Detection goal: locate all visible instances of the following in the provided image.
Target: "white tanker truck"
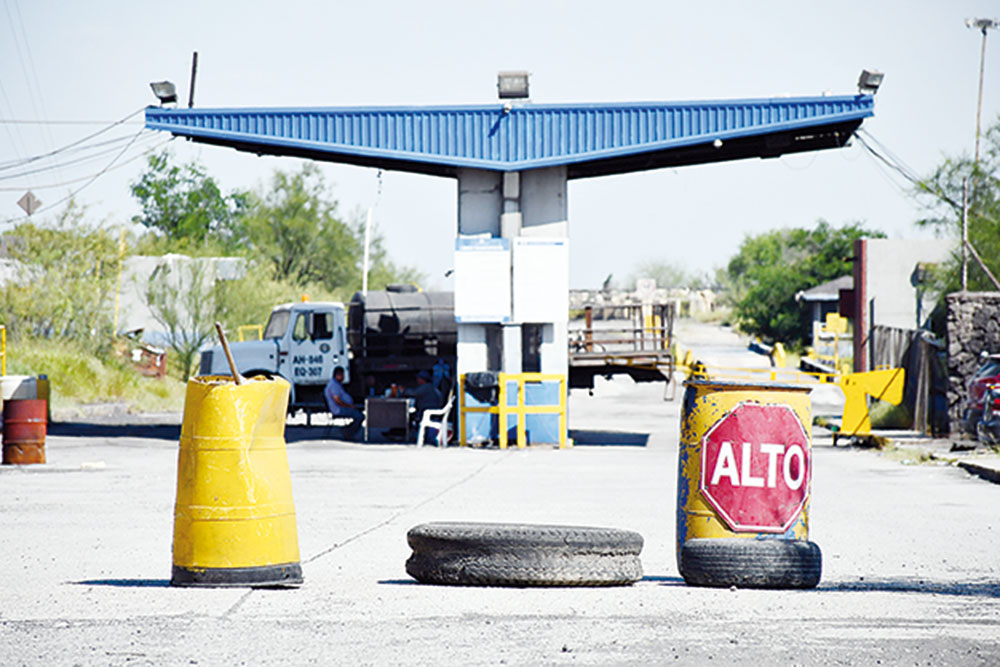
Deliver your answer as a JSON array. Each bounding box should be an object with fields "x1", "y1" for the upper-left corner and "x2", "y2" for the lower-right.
[{"x1": 198, "y1": 286, "x2": 456, "y2": 415}]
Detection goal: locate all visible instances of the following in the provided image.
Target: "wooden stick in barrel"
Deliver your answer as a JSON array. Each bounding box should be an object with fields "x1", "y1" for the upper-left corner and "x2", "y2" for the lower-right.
[{"x1": 215, "y1": 322, "x2": 244, "y2": 385}]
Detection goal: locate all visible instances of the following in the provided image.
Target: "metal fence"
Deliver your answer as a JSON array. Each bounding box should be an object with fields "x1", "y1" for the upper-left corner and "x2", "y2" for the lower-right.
[{"x1": 870, "y1": 325, "x2": 948, "y2": 435}]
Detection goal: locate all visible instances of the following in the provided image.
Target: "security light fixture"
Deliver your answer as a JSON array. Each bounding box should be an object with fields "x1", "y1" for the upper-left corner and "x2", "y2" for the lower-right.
[
  {"x1": 498, "y1": 71, "x2": 529, "y2": 100},
  {"x1": 965, "y1": 17, "x2": 998, "y2": 32},
  {"x1": 150, "y1": 80, "x2": 178, "y2": 105},
  {"x1": 857, "y1": 69, "x2": 884, "y2": 95}
]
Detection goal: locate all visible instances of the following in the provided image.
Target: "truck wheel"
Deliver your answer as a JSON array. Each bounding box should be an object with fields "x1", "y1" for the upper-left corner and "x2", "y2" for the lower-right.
[
  {"x1": 679, "y1": 538, "x2": 821, "y2": 589},
  {"x1": 405, "y1": 522, "x2": 643, "y2": 587}
]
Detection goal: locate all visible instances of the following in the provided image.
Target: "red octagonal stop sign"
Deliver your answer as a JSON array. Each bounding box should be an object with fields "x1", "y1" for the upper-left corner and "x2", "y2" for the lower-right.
[{"x1": 700, "y1": 402, "x2": 810, "y2": 533}]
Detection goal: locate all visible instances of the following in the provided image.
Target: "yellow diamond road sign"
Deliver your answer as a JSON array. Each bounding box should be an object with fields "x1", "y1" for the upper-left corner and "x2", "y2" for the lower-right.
[{"x1": 17, "y1": 191, "x2": 41, "y2": 216}]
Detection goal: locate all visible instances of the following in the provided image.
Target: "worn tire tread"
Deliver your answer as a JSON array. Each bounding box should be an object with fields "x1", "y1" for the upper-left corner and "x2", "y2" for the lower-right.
[
  {"x1": 680, "y1": 538, "x2": 821, "y2": 589},
  {"x1": 406, "y1": 522, "x2": 643, "y2": 587}
]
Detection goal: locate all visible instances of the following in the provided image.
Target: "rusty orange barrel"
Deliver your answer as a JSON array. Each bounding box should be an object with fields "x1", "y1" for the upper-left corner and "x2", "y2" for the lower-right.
[
  {"x1": 171, "y1": 375, "x2": 302, "y2": 587},
  {"x1": 2, "y1": 399, "x2": 47, "y2": 464},
  {"x1": 676, "y1": 379, "x2": 821, "y2": 588}
]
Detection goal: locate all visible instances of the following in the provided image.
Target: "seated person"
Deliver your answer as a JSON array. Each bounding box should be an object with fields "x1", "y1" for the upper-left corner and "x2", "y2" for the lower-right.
[
  {"x1": 404, "y1": 369, "x2": 443, "y2": 429},
  {"x1": 323, "y1": 367, "x2": 363, "y2": 441}
]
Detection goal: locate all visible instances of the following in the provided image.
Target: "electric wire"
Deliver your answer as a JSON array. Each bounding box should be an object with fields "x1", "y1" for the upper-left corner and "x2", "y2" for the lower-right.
[
  {"x1": 0, "y1": 79, "x2": 30, "y2": 166},
  {"x1": 0, "y1": 107, "x2": 146, "y2": 171},
  {"x1": 0, "y1": 119, "x2": 146, "y2": 126},
  {"x1": 0, "y1": 130, "x2": 155, "y2": 170},
  {"x1": 0, "y1": 133, "x2": 174, "y2": 225},
  {"x1": 0, "y1": 134, "x2": 169, "y2": 191},
  {"x1": 0, "y1": 130, "x2": 161, "y2": 180},
  {"x1": 5, "y1": 0, "x2": 61, "y2": 183},
  {"x1": 856, "y1": 127, "x2": 999, "y2": 230},
  {"x1": 854, "y1": 128, "x2": 923, "y2": 188}
]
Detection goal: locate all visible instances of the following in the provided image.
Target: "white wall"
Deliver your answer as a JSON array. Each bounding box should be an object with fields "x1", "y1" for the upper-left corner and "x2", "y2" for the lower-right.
[{"x1": 864, "y1": 239, "x2": 952, "y2": 330}]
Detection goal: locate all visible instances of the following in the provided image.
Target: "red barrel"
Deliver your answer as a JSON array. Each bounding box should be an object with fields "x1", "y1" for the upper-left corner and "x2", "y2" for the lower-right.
[{"x1": 2, "y1": 399, "x2": 47, "y2": 464}]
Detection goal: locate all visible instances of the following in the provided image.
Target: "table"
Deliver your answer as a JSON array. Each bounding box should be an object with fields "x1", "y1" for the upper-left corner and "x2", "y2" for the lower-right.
[{"x1": 364, "y1": 397, "x2": 413, "y2": 442}]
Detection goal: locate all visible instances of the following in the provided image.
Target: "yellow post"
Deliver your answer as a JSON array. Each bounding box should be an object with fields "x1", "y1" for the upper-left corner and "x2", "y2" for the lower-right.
[
  {"x1": 171, "y1": 375, "x2": 302, "y2": 587},
  {"x1": 459, "y1": 375, "x2": 467, "y2": 446},
  {"x1": 558, "y1": 374, "x2": 568, "y2": 449},
  {"x1": 238, "y1": 325, "x2": 264, "y2": 342},
  {"x1": 498, "y1": 376, "x2": 509, "y2": 449},
  {"x1": 1, "y1": 325, "x2": 6, "y2": 377},
  {"x1": 112, "y1": 228, "x2": 126, "y2": 339}
]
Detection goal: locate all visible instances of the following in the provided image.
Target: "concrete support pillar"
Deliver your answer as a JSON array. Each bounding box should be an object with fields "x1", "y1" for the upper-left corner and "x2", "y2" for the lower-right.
[
  {"x1": 502, "y1": 324, "x2": 522, "y2": 374},
  {"x1": 455, "y1": 165, "x2": 570, "y2": 445}
]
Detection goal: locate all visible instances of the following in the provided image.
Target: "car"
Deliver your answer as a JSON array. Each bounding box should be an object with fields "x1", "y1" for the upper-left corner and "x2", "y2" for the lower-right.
[
  {"x1": 977, "y1": 384, "x2": 1000, "y2": 445},
  {"x1": 962, "y1": 353, "x2": 1000, "y2": 436}
]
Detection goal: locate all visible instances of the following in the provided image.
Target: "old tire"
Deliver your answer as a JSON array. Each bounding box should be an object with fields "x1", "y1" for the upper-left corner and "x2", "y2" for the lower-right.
[
  {"x1": 406, "y1": 522, "x2": 643, "y2": 587},
  {"x1": 679, "y1": 538, "x2": 821, "y2": 589}
]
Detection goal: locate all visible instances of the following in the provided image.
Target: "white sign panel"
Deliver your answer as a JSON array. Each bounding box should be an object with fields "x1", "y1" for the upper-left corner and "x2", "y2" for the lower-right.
[
  {"x1": 454, "y1": 237, "x2": 511, "y2": 323},
  {"x1": 513, "y1": 237, "x2": 568, "y2": 323}
]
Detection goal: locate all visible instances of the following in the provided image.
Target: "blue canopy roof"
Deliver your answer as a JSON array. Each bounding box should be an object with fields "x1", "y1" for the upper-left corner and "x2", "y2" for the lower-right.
[{"x1": 145, "y1": 95, "x2": 873, "y2": 178}]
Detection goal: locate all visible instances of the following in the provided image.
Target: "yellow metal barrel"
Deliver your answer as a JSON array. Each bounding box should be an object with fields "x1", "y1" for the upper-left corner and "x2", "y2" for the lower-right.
[
  {"x1": 676, "y1": 379, "x2": 813, "y2": 562},
  {"x1": 171, "y1": 375, "x2": 302, "y2": 587},
  {"x1": 36, "y1": 375, "x2": 51, "y2": 423}
]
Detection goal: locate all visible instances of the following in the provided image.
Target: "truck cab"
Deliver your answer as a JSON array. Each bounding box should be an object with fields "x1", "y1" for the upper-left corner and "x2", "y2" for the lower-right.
[{"x1": 199, "y1": 301, "x2": 348, "y2": 411}]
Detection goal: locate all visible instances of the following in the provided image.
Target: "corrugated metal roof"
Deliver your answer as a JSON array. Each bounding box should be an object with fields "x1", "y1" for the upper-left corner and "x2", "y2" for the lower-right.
[
  {"x1": 796, "y1": 275, "x2": 854, "y2": 302},
  {"x1": 145, "y1": 95, "x2": 873, "y2": 178}
]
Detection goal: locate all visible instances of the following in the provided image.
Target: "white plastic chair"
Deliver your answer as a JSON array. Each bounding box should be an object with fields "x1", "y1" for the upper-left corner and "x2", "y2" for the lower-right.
[{"x1": 416, "y1": 391, "x2": 454, "y2": 447}]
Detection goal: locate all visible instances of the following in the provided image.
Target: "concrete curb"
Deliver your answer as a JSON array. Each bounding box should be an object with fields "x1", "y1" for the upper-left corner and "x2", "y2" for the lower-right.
[{"x1": 956, "y1": 460, "x2": 1000, "y2": 485}]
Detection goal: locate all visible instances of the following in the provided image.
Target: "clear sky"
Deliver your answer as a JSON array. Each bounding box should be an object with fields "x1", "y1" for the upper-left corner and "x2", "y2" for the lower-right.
[{"x1": 1, "y1": 1, "x2": 997, "y2": 290}]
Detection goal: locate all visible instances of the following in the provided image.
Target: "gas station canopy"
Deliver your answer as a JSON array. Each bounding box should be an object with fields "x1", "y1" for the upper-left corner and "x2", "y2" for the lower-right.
[{"x1": 145, "y1": 94, "x2": 873, "y2": 178}]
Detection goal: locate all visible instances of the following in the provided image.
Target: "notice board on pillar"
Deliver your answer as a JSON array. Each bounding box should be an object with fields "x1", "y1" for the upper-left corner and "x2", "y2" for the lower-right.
[
  {"x1": 454, "y1": 236, "x2": 511, "y2": 323},
  {"x1": 513, "y1": 237, "x2": 568, "y2": 323}
]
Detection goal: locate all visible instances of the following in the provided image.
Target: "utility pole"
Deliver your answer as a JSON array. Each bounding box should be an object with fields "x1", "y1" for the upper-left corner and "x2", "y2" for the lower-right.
[
  {"x1": 962, "y1": 178, "x2": 969, "y2": 291},
  {"x1": 966, "y1": 17, "x2": 998, "y2": 168}
]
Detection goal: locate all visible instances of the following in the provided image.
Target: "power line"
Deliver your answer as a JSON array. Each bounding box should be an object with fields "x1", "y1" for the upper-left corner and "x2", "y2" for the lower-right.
[
  {"x1": 0, "y1": 130, "x2": 161, "y2": 180},
  {"x1": 0, "y1": 107, "x2": 146, "y2": 172},
  {"x1": 855, "y1": 128, "x2": 922, "y2": 187},
  {"x1": 0, "y1": 134, "x2": 168, "y2": 190},
  {"x1": 5, "y1": 0, "x2": 62, "y2": 183},
  {"x1": 1, "y1": 133, "x2": 174, "y2": 225},
  {"x1": 0, "y1": 119, "x2": 146, "y2": 126},
  {"x1": 0, "y1": 130, "x2": 152, "y2": 169}
]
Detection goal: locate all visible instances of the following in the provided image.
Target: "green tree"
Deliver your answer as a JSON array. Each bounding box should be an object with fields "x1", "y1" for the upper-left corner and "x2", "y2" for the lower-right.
[
  {"x1": 726, "y1": 220, "x2": 884, "y2": 346},
  {"x1": 241, "y1": 164, "x2": 424, "y2": 294},
  {"x1": 144, "y1": 258, "x2": 222, "y2": 379},
  {"x1": 241, "y1": 164, "x2": 358, "y2": 290},
  {"x1": 915, "y1": 116, "x2": 1000, "y2": 293},
  {"x1": 131, "y1": 150, "x2": 249, "y2": 246},
  {"x1": 0, "y1": 203, "x2": 121, "y2": 349}
]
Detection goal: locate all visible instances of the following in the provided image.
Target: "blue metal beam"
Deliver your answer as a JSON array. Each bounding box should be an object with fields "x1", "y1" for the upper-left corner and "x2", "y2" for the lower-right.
[{"x1": 145, "y1": 95, "x2": 873, "y2": 178}]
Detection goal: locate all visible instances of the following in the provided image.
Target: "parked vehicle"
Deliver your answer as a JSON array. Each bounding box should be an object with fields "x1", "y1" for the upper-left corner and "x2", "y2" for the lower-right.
[
  {"x1": 198, "y1": 286, "x2": 456, "y2": 415},
  {"x1": 961, "y1": 353, "x2": 1000, "y2": 436},
  {"x1": 977, "y1": 384, "x2": 1000, "y2": 445}
]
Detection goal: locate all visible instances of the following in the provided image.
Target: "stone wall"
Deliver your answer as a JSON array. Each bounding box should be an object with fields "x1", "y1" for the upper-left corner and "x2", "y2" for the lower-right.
[{"x1": 946, "y1": 292, "x2": 1000, "y2": 428}]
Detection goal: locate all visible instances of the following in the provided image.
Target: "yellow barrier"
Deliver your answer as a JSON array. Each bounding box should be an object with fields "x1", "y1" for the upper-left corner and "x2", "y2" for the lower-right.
[
  {"x1": 238, "y1": 324, "x2": 264, "y2": 342},
  {"x1": 459, "y1": 372, "x2": 569, "y2": 449},
  {"x1": 839, "y1": 367, "x2": 905, "y2": 436},
  {"x1": 171, "y1": 375, "x2": 302, "y2": 587}
]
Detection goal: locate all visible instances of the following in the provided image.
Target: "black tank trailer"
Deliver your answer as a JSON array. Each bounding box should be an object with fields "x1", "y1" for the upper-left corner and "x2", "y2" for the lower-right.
[{"x1": 347, "y1": 285, "x2": 457, "y2": 400}]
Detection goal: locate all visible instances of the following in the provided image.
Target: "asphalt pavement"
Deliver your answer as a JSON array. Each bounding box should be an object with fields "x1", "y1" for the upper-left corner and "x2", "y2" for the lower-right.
[{"x1": 1, "y1": 321, "x2": 998, "y2": 665}]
